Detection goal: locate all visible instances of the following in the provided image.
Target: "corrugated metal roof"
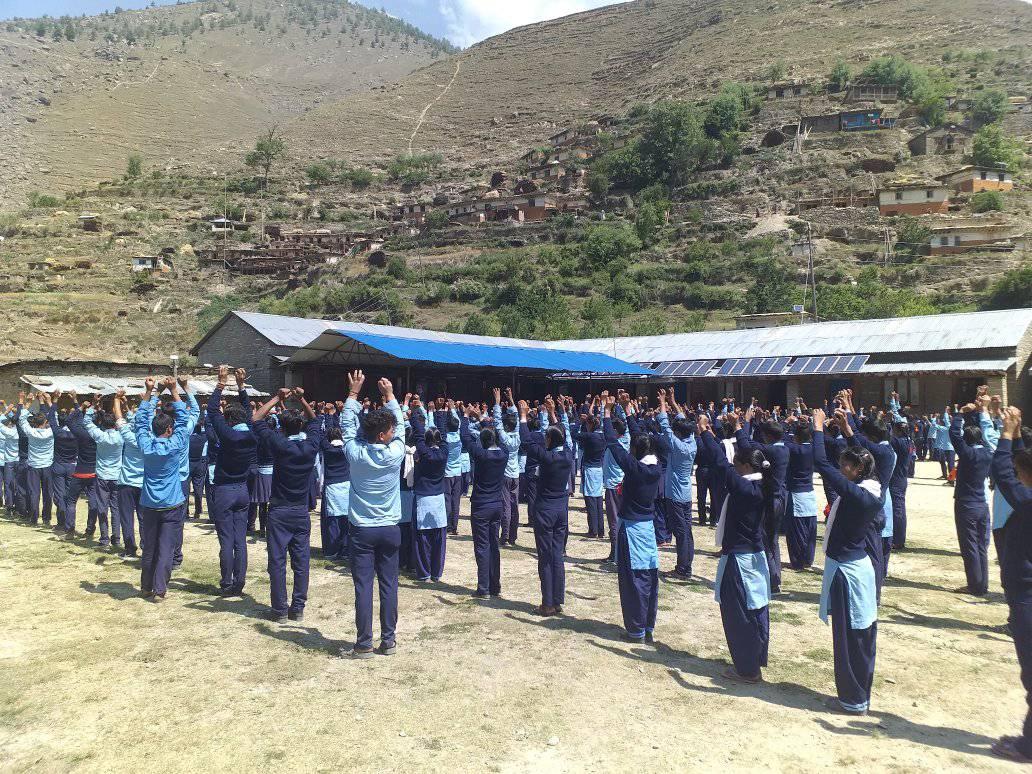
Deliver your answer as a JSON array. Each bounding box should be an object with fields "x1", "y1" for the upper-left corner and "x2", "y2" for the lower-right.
[
  {"x1": 860, "y1": 359, "x2": 1015, "y2": 375},
  {"x1": 550, "y1": 309, "x2": 1032, "y2": 362},
  {"x1": 219, "y1": 308, "x2": 1032, "y2": 367},
  {"x1": 20, "y1": 374, "x2": 268, "y2": 397}
]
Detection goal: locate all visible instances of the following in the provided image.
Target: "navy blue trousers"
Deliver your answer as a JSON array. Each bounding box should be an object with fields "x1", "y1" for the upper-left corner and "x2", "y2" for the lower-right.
[
  {"x1": 471, "y1": 506, "x2": 502, "y2": 595},
  {"x1": 139, "y1": 503, "x2": 185, "y2": 596},
  {"x1": 266, "y1": 504, "x2": 310, "y2": 615},
  {"x1": 15, "y1": 461, "x2": 28, "y2": 515},
  {"x1": 654, "y1": 496, "x2": 671, "y2": 543},
  {"x1": 212, "y1": 483, "x2": 249, "y2": 591},
  {"x1": 87, "y1": 478, "x2": 119, "y2": 544},
  {"x1": 524, "y1": 475, "x2": 539, "y2": 528},
  {"x1": 604, "y1": 487, "x2": 622, "y2": 557},
  {"x1": 1009, "y1": 601, "x2": 1032, "y2": 757},
  {"x1": 666, "y1": 499, "x2": 694, "y2": 575},
  {"x1": 444, "y1": 476, "x2": 463, "y2": 533},
  {"x1": 890, "y1": 482, "x2": 908, "y2": 549},
  {"x1": 785, "y1": 516, "x2": 817, "y2": 570},
  {"x1": 24, "y1": 465, "x2": 52, "y2": 524},
  {"x1": 320, "y1": 505, "x2": 349, "y2": 558},
  {"x1": 64, "y1": 475, "x2": 96, "y2": 532},
  {"x1": 117, "y1": 484, "x2": 141, "y2": 552},
  {"x1": 350, "y1": 524, "x2": 400, "y2": 649},
  {"x1": 501, "y1": 476, "x2": 520, "y2": 543},
  {"x1": 1, "y1": 462, "x2": 15, "y2": 510},
  {"x1": 709, "y1": 476, "x2": 727, "y2": 528},
  {"x1": 50, "y1": 461, "x2": 73, "y2": 528},
  {"x1": 189, "y1": 459, "x2": 207, "y2": 518},
  {"x1": 955, "y1": 501, "x2": 990, "y2": 595},
  {"x1": 414, "y1": 526, "x2": 447, "y2": 581},
  {"x1": 866, "y1": 528, "x2": 885, "y2": 602},
  {"x1": 696, "y1": 466, "x2": 711, "y2": 523},
  {"x1": 830, "y1": 569, "x2": 876, "y2": 710},
  {"x1": 719, "y1": 557, "x2": 769, "y2": 678},
  {"x1": 584, "y1": 495, "x2": 604, "y2": 537},
  {"x1": 534, "y1": 501, "x2": 568, "y2": 608},
  {"x1": 617, "y1": 521, "x2": 658, "y2": 638},
  {"x1": 764, "y1": 499, "x2": 784, "y2": 593}
]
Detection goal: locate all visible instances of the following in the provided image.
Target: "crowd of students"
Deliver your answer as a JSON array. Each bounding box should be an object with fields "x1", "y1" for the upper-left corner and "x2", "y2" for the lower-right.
[{"x1": 2, "y1": 372, "x2": 1031, "y2": 762}]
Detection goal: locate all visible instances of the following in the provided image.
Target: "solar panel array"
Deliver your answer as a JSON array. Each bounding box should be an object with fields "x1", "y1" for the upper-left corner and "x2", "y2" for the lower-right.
[
  {"x1": 787, "y1": 354, "x2": 869, "y2": 375},
  {"x1": 649, "y1": 359, "x2": 717, "y2": 377},
  {"x1": 717, "y1": 356, "x2": 792, "y2": 377}
]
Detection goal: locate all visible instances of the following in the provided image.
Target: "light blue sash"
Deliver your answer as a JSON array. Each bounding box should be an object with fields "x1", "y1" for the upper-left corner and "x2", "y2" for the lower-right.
[
  {"x1": 819, "y1": 556, "x2": 877, "y2": 630},
  {"x1": 207, "y1": 464, "x2": 216, "y2": 484},
  {"x1": 581, "y1": 465, "x2": 603, "y2": 498},
  {"x1": 323, "y1": 481, "x2": 350, "y2": 517},
  {"x1": 994, "y1": 488, "x2": 1014, "y2": 530},
  {"x1": 416, "y1": 493, "x2": 447, "y2": 530},
  {"x1": 791, "y1": 490, "x2": 818, "y2": 518},
  {"x1": 619, "y1": 518, "x2": 658, "y2": 570},
  {"x1": 881, "y1": 489, "x2": 894, "y2": 538},
  {"x1": 714, "y1": 552, "x2": 770, "y2": 610}
]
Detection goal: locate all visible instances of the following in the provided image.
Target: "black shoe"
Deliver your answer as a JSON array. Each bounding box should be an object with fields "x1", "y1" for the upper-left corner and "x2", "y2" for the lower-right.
[
  {"x1": 377, "y1": 641, "x2": 397, "y2": 656},
  {"x1": 288, "y1": 610, "x2": 304, "y2": 622},
  {"x1": 644, "y1": 631, "x2": 655, "y2": 644},
  {"x1": 472, "y1": 591, "x2": 490, "y2": 599},
  {"x1": 271, "y1": 612, "x2": 288, "y2": 624},
  {"x1": 624, "y1": 633, "x2": 645, "y2": 644},
  {"x1": 171, "y1": 561, "x2": 183, "y2": 570}
]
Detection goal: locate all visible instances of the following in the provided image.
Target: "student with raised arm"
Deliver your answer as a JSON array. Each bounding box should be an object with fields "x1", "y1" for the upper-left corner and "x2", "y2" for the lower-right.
[
  {"x1": 112, "y1": 389, "x2": 143, "y2": 559},
  {"x1": 437, "y1": 399, "x2": 464, "y2": 536},
  {"x1": 83, "y1": 393, "x2": 125, "y2": 549},
  {"x1": 949, "y1": 402, "x2": 993, "y2": 597},
  {"x1": 17, "y1": 392, "x2": 55, "y2": 526},
  {"x1": 812, "y1": 408, "x2": 882, "y2": 716},
  {"x1": 574, "y1": 395, "x2": 606, "y2": 540},
  {"x1": 493, "y1": 387, "x2": 522, "y2": 546},
  {"x1": 461, "y1": 402, "x2": 509, "y2": 599},
  {"x1": 654, "y1": 389, "x2": 698, "y2": 580},
  {"x1": 602, "y1": 394, "x2": 662, "y2": 644},
  {"x1": 989, "y1": 407, "x2": 1032, "y2": 763},
  {"x1": 697, "y1": 412, "x2": 772, "y2": 683},
  {"x1": 63, "y1": 392, "x2": 99, "y2": 538},
  {"x1": 410, "y1": 399, "x2": 449, "y2": 582},
  {"x1": 782, "y1": 416, "x2": 817, "y2": 571},
  {"x1": 134, "y1": 377, "x2": 191, "y2": 602},
  {"x1": 340, "y1": 371, "x2": 406, "y2": 659},
  {"x1": 519, "y1": 398, "x2": 573, "y2": 615},
  {"x1": 252, "y1": 388, "x2": 323, "y2": 623},
  {"x1": 601, "y1": 395, "x2": 631, "y2": 565},
  {"x1": 47, "y1": 391, "x2": 77, "y2": 533},
  {"x1": 320, "y1": 422, "x2": 351, "y2": 562},
  {"x1": 207, "y1": 366, "x2": 258, "y2": 596},
  {"x1": 0, "y1": 408, "x2": 18, "y2": 516}
]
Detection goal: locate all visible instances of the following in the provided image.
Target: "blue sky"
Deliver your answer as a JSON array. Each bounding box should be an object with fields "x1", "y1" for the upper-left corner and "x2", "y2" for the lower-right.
[{"x1": 0, "y1": 0, "x2": 625, "y2": 47}]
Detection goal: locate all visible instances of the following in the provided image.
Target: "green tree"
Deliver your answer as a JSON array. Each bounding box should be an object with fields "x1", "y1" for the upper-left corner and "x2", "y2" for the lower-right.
[
  {"x1": 971, "y1": 190, "x2": 1004, "y2": 213},
  {"x1": 578, "y1": 295, "x2": 615, "y2": 338},
  {"x1": 304, "y1": 162, "x2": 332, "y2": 184},
  {"x1": 587, "y1": 168, "x2": 611, "y2": 199},
  {"x1": 860, "y1": 56, "x2": 930, "y2": 100},
  {"x1": 982, "y1": 265, "x2": 1032, "y2": 310},
  {"x1": 746, "y1": 258, "x2": 795, "y2": 313},
  {"x1": 971, "y1": 89, "x2": 1009, "y2": 126},
  {"x1": 828, "y1": 58, "x2": 851, "y2": 91},
  {"x1": 766, "y1": 59, "x2": 787, "y2": 82},
  {"x1": 125, "y1": 153, "x2": 143, "y2": 179},
  {"x1": 245, "y1": 126, "x2": 286, "y2": 190},
  {"x1": 972, "y1": 124, "x2": 1022, "y2": 169},
  {"x1": 895, "y1": 216, "x2": 931, "y2": 259},
  {"x1": 462, "y1": 312, "x2": 492, "y2": 336},
  {"x1": 703, "y1": 92, "x2": 743, "y2": 140},
  {"x1": 635, "y1": 201, "x2": 664, "y2": 246},
  {"x1": 580, "y1": 222, "x2": 642, "y2": 271},
  {"x1": 916, "y1": 93, "x2": 947, "y2": 128},
  {"x1": 425, "y1": 210, "x2": 449, "y2": 231}
]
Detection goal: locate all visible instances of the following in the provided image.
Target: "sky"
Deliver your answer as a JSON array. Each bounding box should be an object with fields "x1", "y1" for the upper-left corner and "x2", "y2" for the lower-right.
[{"x1": 0, "y1": 0, "x2": 626, "y2": 47}]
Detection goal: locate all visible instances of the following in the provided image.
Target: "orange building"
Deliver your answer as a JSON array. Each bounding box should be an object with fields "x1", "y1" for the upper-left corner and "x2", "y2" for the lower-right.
[
  {"x1": 936, "y1": 165, "x2": 1014, "y2": 194},
  {"x1": 878, "y1": 182, "x2": 951, "y2": 216}
]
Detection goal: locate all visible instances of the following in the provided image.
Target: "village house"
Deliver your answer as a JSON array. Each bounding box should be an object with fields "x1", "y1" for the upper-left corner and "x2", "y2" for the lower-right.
[
  {"x1": 548, "y1": 124, "x2": 601, "y2": 148},
  {"x1": 393, "y1": 203, "x2": 432, "y2": 225},
  {"x1": 131, "y1": 255, "x2": 172, "y2": 274},
  {"x1": 445, "y1": 198, "x2": 488, "y2": 225},
  {"x1": 927, "y1": 221, "x2": 1020, "y2": 255},
  {"x1": 487, "y1": 193, "x2": 557, "y2": 223},
  {"x1": 210, "y1": 217, "x2": 249, "y2": 233},
  {"x1": 845, "y1": 82, "x2": 899, "y2": 102},
  {"x1": 77, "y1": 213, "x2": 101, "y2": 232},
  {"x1": 766, "y1": 81, "x2": 809, "y2": 100},
  {"x1": 878, "y1": 180, "x2": 951, "y2": 216},
  {"x1": 936, "y1": 165, "x2": 1014, "y2": 194},
  {"x1": 552, "y1": 145, "x2": 594, "y2": 164},
  {"x1": 907, "y1": 123, "x2": 974, "y2": 156},
  {"x1": 799, "y1": 109, "x2": 895, "y2": 134}
]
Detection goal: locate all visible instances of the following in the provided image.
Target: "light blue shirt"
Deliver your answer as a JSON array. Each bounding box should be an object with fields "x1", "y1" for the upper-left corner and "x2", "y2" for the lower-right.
[
  {"x1": 933, "y1": 417, "x2": 953, "y2": 451},
  {"x1": 0, "y1": 422, "x2": 17, "y2": 464},
  {"x1": 657, "y1": 411, "x2": 697, "y2": 503},
  {"x1": 117, "y1": 417, "x2": 144, "y2": 488},
  {"x1": 493, "y1": 404, "x2": 521, "y2": 479},
  {"x1": 178, "y1": 391, "x2": 200, "y2": 482},
  {"x1": 979, "y1": 412, "x2": 1001, "y2": 452},
  {"x1": 342, "y1": 397, "x2": 406, "y2": 527},
  {"x1": 17, "y1": 411, "x2": 54, "y2": 468},
  {"x1": 444, "y1": 410, "x2": 463, "y2": 478},
  {"x1": 135, "y1": 399, "x2": 191, "y2": 509},
  {"x1": 603, "y1": 428, "x2": 630, "y2": 489},
  {"x1": 84, "y1": 408, "x2": 125, "y2": 481}
]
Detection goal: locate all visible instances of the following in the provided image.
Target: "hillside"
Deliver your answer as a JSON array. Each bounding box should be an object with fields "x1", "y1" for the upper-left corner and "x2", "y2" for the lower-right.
[
  {"x1": 0, "y1": 0, "x2": 454, "y2": 205},
  {"x1": 285, "y1": 0, "x2": 1032, "y2": 168}
]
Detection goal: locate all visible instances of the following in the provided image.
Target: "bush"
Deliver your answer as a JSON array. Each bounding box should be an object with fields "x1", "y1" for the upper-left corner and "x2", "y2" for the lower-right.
[
  {"x1": 971, "y1": 89, "x2": 1008, "y2": 126},
  {"x1": 340, "y1": 167, "x2": 374, "y2": 189},
  {"x1": 972, "y1": 124, "x2": 1022, "y2": 169},
  {"x1": 386, "y1": 255, "x2": 409, "y2": 280},
  {"x1": 580, "y1": 222, "x2": 642, "y2": 271},
  {"x1": 304, "y1": 162, "x2": 333, "y2": 184},
  {"x1": 971, "y1": 190, "x2": 1004, "y2": 213},
  {"x1": 387, "y1": 153, "x2": 442, "y2": 186},
  {"x1": 415, "y1": 282, "x2": 448, "y2": 307},
  {"x1": 462, "y1": 312, "x2": 495, "y2": 336},
  {"x1": 450, "y1": 278, "x2": 486, "y2": 302},
  {"x1": 126, "y1": 154, "x2": 143, "y2": 179},
  {"x1": 27, "y1": 192, "x2": 61, "y2": 208},
  {"x1": 982, "y1": 266, "x2": 1032, "y2": 310},
  {"x1": 828, "y1": 59, "x2": 851, "y2": 91},
  {"x1": 425, "y1": 210, "x2": 449, "y2": 231}
]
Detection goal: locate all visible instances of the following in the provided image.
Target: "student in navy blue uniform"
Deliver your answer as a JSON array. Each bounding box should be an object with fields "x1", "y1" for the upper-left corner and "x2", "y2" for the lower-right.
[
  {"x1": 697, "y1": 412, "x2": 771, "y2": 681},
  {"x1": 520, "y1": 398, "x2": 573, "y2": 615},
  {"x1": 821, "y1": 423, "x2": 846, "y2": 511},
  {"x1": 439, "y1": 405, "x2": 464, "y2": 536},
  {"x1": 320, "y1": 424, "x2": 351, "y2": 560},
  {"x1": 888, "y1": 421, "x2": 911, "y2": 550},
  {"x1": 17, "y1": 392, "x2": 55, "y2": 526},
  {"x1": 653, "y1": 389, "x2": 698, "y2": 580},
  {"x1": 521, "y1": 409, "x2": 545, "y2": 530},
  {"x1": 410, "y1": 402, "x2": 448, "y2": 582},
  {"x1": 949, "y1": 404, "x2": 993, "y2": 597},
  {"x1": 47, "y1": 394, "x2": 78, "y2": 532},
  {"x1": 736, "y1": 406, "x2": 788, "y2": 594},
  {"x1": 812, "y1": 409, "x2": 882, "y2": 715},
  {"x1": 461, "y1": 404, "x2": 509, "y2": 599},
  {"x1": 492, "y1": 388, "x2": 522, "y2": 546},
  {"x1": 204, "y1": 415, "x2": 220, "y2": 523},
  {"x1": 783, "y1": 416, "x2": 818, "y2": 571},
  {"x1": 188, "y1": 413, "x2": 208, "y2": 520},
  {"x1": 253, "y1": 388, "x2": 323, "y2": 623},
  {"x1": 248, "y1": 415, "x2": 274, "y2": 535},
  {"x1": 574, "y1": 404, "x2": 606, "y2": 539},
  {"x1": 64, "y1": 393, "x2": 99, "y2": 538},
  {"x1": 989, "y1": 407, "x2": 1032, "y2": 763},
  {"x1": 399, "y1": 425, "x2": 417, "y2": 574},
  {"x1": 602, "y1": 394, "x2": 662, "y2": 644},
  {"x1": 207, "y1": 366, "x2": 258, "y2": 595}
]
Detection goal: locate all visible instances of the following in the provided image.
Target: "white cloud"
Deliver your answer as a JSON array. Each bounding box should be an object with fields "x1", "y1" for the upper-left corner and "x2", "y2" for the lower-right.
[{"x1": 438, "y1": 0, "x2": 625, "y2": 47}]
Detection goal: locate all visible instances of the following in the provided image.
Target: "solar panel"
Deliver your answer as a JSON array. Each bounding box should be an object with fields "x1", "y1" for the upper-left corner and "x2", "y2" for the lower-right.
[
  {"x1": 787, "y1": 357, "x2": 811, "y2": 375},
  {"x1": 650, "y1": 360, "x2": 718, "y2": 377},
  {"x1": 845, "y1": 354, "x2": 869, "y2": 372},
  {"x1": 785, "y1": 354, "x2": 870, "y2": 375},
  {"x1": 742, "y1": 358, "x2": 764, "y2": 376}
]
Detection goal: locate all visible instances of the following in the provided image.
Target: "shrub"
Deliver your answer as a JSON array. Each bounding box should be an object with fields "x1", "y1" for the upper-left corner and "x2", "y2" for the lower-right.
[
  {"x1": 580, "y1": 222, "x2": 642, "y2": 271},
  {"x1": 415, "y1": 282, "x2": 448, "y2": 307},
  {"x1": 386, "y1": 255, "x2": 409, "y2": 280},
  {"x1": 972, "y1": 124, "x2": 1022, "y2": 169},
  {"x1": 971, "y1": 190, "x2": 1004, "y2": 213},
  {"x1": 341, "y1": 167, "x2": 374, "y2": 189},
  {"x1": 425, "y1": 210, "x2": 449, "y2": 230},
  {"x1": 971, "y1": 89, "x2": 1008, "y2": 125},
  {"x1": 450, "y1": 278, "x2": 486, "y2": 302},
  {"x1": 126, "y1": 153, "x2": 143, "y2": 179},
  {"x1": 304, "y1": 162, "x2": 333, "y2": 184},
  {"x1": 27, "y1": 192, "x2": 61, "y2": 208},
  {"x1": 982, "y1": 266, "x2": 1032, "y2": 310},
  {"x1": 387, "y1": 153, "x2": 442, "y2": 186}
]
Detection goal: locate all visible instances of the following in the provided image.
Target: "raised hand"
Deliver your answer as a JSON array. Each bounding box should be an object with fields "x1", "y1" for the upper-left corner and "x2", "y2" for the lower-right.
[
  {"x1": 234, "y1": 368, "x2": 247, "y2": 389},
  {"x1": 218, "y1": 365, "x2": 229, "y2": 386},
  {"x1": 812, "y1": 408, "x2": 826, "y2": 430},
  {"x1": 377, "y1": 378, "x2": 394, "y2": 401},
  {"x1": 278, "y1": 388, "x2": 292, "y2": 402},
  {"x1": 347, "y1": 370, "x2": 365, "y2": 396}
]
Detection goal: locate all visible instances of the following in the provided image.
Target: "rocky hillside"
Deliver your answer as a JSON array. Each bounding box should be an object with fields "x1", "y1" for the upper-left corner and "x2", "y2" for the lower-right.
[
  {"x1": 285, "y1": 0, "x2": 1032, "y2": 169},
  {"x1": 0, "y1": 0, "x2": 454, "y2": 205}
]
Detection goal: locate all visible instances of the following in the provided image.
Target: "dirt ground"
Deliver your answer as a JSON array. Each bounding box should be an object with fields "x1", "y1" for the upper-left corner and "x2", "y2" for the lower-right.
[{"x1": 0, "y1": 460, "x2": 1026, "y2": 772}]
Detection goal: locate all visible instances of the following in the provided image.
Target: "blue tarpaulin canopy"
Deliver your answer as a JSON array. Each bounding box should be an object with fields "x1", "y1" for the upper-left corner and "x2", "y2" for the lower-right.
[{"x1": 287, "y1": 329, "x2": 651, "y2": 376}]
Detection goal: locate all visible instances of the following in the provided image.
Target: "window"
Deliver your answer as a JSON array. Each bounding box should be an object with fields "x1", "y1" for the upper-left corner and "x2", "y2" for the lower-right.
[
  {"x1": 980, "y1": 171, "x2": 988, "y2": 180},
  {"x1": 895, "y1": 191, "x2": 903, "y2": 201},
  {"x1": 954, "y1": 236, "x2": 961, "y2": 246},
  {"x1": 926, "y1": 189, "x2": 935, "y2": 199},
  {"x1": 775, "y1": 89, "x2": 784, "y2": 98},
  {"x1": 998, "y1": 173, "x2": 1006, "y2": 182}
]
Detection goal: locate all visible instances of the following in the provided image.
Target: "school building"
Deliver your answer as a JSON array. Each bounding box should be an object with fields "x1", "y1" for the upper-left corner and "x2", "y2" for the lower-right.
[{"x1": 191, "y1": 308, "x2": 1032, "y2": 413}]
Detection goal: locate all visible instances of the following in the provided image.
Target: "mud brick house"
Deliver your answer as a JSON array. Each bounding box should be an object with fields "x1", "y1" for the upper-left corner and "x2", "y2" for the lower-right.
[
  {"x1": 766, "y1": 81, "x2": 809, "y2": 99},
  {"x1": 927, "y1": 221, "x2": 1020, "y2": 254},
  {"x1": 393, "y1": 203, "x2": 432, "y2": 225},
  {"x1": 907, "y1": 123, "x2": 974, "y2": 156},
  {"x1": 846, "y1": 82, "x2": 899, "y2": 102},
  {"x1": 878, "y1": 180, "x2": 951, "y2": 216}
]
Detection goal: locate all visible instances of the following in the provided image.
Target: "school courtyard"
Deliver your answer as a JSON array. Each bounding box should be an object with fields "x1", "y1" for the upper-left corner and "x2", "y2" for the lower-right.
[{"x1": 0, "y1": 462, "x2": 1023, "y2": 772}]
